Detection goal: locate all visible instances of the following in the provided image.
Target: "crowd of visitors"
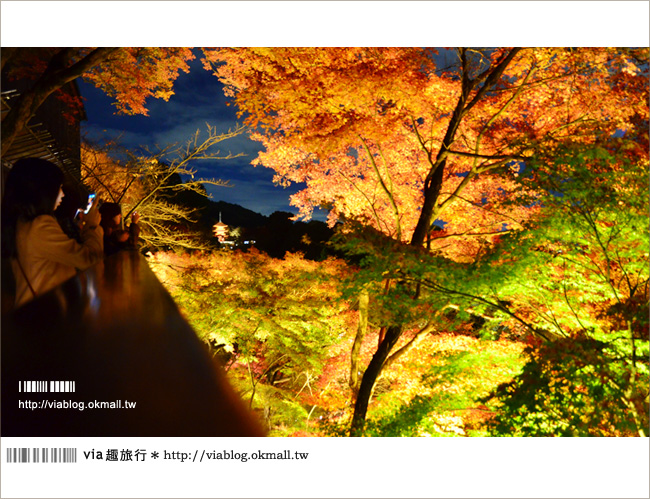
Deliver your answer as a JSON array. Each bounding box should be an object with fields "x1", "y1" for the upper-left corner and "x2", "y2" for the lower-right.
[{"x1": 1, "y1": 157, "x2": 140, "y2": 309}]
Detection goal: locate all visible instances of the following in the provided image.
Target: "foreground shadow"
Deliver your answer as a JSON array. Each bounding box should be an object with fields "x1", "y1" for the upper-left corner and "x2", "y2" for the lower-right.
[{"x1": 1, "y1": 250, "x2": 265, "y2": 437}]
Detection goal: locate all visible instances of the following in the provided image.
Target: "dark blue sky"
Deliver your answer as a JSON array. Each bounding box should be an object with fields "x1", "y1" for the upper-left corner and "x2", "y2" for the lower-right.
[{"x1": 78, "y1": 52, "x2": 320, "y2": 219}]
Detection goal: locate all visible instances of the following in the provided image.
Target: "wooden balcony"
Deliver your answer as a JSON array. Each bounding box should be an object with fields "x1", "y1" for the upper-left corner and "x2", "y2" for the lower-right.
[{"x1": 1, "y1": 250, "x2": 265, "y2": 437}]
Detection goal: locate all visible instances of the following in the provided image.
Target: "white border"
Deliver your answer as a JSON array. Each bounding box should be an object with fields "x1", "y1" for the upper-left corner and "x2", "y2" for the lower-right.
[
  {"x1": 1, "y1": 1, "x2": 649, "y2": 47},
  {"x1": 2, "y1": 437, "x2": 650, "y2": 498}
]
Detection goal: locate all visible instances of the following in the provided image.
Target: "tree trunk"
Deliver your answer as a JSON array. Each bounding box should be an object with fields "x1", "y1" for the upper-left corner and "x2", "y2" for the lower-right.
[
  {"x1": 1, "y1": 47, "x2": 118, "y2": 156},
  {"x1": 347, "y1": 47, "x2": 522, "y2": 436},
  {"x1": 377, "y1": 326, "x2": 386, "y2": 348},
  {"x1": 349, "y1": 324, "x2": 403, "y2": 436},
  {"x1": 349, "y1": 288, "x2": 369, "y2": 397},
  {"x1": 410, "y1": 163, "x2": 446, "y2": 245},
  {"x1": 381, "y1": 323, "x2": 436, "y2": 374}
]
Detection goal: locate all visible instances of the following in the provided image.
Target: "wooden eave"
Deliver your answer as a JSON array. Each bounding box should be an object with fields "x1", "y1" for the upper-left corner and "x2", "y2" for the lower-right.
[{"x1": 1, "y1": 89, "x2": 78, "y2": 183}]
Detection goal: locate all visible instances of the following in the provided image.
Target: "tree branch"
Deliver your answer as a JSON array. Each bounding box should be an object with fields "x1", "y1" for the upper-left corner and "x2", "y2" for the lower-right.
[
  {"x1": 463, "y1": 48, "x2": 523, "y2": 114},
  {"x1": 2, "y1": 47, "x2": 120, "y2": 155},
  {"x1": 359, "y1": 136, "x2": 402, "y2": 240},
  {"x1": 445, "y1": 150, "x2": 527, "y2": 161}
]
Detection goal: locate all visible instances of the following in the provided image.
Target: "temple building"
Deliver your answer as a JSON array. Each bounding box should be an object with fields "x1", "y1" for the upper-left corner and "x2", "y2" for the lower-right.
[{"x1": 212, "y1": 213, "x2": 229, "y2": 242}]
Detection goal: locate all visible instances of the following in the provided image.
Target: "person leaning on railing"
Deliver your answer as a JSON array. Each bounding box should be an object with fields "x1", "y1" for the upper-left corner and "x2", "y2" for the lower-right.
[
  {"x1": 98, "y1": 202, "x2": 140, "y2": 256},
  {"x1": 0, "y1": 158, "x2": 104, "y2": 308}
]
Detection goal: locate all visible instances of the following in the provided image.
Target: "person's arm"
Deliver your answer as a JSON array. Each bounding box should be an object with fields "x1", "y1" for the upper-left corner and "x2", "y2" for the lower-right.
[{"x1": 31, "y1": 215, "x2": 103, "y2": 270}]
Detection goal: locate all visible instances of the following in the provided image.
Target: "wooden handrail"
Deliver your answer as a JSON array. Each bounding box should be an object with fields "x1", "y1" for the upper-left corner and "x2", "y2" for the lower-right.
[{"x1": 1, "y1": 250, "x2": 265, "y2": 437}]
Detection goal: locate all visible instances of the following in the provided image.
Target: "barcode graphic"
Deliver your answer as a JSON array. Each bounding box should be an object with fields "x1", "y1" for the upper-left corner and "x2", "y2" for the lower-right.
[
  {"x1": 6, "y1": 448, "x2": 77, "y2": 463},
  {"x1": 19, "y1": 381, "x2": 75, "y2": 393}
]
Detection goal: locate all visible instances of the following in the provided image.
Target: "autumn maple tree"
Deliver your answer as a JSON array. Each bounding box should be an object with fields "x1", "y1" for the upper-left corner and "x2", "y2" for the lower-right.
[
  {"x1": 1, "y1": 47, "x2": 196, "y2": 155},
  {"x1": 205, "y1": 47, "x2": 649, "y2": 434}
]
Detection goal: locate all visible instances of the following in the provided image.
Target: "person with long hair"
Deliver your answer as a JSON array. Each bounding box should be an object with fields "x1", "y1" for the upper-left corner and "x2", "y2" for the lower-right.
[{"x1": 1, "y1": 158, "x2": 104, "y2": 308}]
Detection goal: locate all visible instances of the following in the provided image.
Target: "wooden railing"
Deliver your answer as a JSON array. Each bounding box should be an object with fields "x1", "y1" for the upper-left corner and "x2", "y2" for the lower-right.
[{"x1": 1, "y1": 250, "x2": 265, "y2": 437}]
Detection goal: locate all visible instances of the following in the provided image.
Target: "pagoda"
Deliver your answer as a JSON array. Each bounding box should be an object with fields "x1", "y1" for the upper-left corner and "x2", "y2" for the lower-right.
[{"x1": 212, "y1": 213, "x2": 229, "y2": 242}]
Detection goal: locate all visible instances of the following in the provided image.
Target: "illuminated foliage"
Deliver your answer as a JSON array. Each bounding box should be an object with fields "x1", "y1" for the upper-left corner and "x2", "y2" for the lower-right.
[
  {"x1": 82, "y1": 47, "x2": 195, "y2": 116},
  {"x1": 477, "y1": 138, "x2": 649, "y2": 436},
  {"x1": 208, "y1": 47, "x2": 649, "y2": 434},
  {"x1": 207, "y1": 48, "x2": 646, "y2": 247},
  {"x1": 149, "y1": 249, "x2": 356, "y2": 435},
  {"x1": 150, "y1": 247, "x2": 531, "y2": 437},
  {"x1": 362, "y1": 334, "x2": 526, "y2": 437},
  {"x1": 485, "y1": 337, "x2": 649, "y2": 436}
]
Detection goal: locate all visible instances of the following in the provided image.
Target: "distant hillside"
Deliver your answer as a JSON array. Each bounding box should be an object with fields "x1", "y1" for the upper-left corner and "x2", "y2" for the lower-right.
[
  {"x1": 167, "y1": 177, "x2": 266, "y2": 229},
  {"x1": 201, "y1": 199, "x2": 268, "y2": 229},
  {"x1": 243, "y1": 211, "x2": 334, "y2": 260},
  {"x1": 168, "y1": 177, "x2": 334, "y2": 260}
]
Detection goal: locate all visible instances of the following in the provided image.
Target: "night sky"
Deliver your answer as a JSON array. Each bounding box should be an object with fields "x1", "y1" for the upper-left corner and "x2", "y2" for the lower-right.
[
  {"x1": 78, "y1": 52, "x2": 317, "y2": 219},
  {"x1": 3, "y1": 2, "x2": 645, "y2": 224}
]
